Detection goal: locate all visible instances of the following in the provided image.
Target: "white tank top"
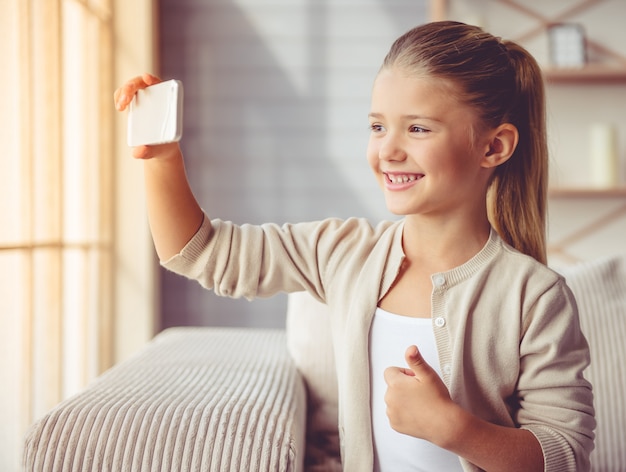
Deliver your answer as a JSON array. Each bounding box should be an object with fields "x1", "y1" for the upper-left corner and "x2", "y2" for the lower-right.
[{"x1": 369, "y1": 308, "x2": 463, "y2": 472}]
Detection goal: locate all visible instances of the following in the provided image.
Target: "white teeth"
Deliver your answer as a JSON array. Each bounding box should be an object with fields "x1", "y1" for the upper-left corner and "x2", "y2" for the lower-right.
[{"x1": 387, "y1": 174, "x2": 419, "y2": 184}]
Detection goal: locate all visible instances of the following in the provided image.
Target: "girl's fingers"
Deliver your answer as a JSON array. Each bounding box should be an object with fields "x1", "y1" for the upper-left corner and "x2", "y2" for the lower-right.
[
  {"x1": 114, "y1": 74, "x2": 163, "y2": 111},
  {"x1": 142, "y1": 73, "x2": 162, "y2": 86},
  {"x1": 114, "y1": 76, "x2": 146, "y2": 111}
]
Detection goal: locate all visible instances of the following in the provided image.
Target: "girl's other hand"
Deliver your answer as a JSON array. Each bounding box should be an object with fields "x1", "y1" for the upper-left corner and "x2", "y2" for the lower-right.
[
  {"x1": 384, "y1": 345, "x2": 458, "y2": 445},
  {"x1": 113, "y1": 73, "x2": 180, "y2": 160}
]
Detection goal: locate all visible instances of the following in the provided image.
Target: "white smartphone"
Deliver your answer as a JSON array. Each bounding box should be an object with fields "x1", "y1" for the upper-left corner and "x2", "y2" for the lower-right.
[{"x1": 127, "y1": 79, "x2": 183, "y2": 147}]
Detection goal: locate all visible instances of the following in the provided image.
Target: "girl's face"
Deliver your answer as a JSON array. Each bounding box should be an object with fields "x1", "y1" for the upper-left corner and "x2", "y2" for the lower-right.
[{"x1": 367, "y1": 67, "x2": 493, "y2": 219}]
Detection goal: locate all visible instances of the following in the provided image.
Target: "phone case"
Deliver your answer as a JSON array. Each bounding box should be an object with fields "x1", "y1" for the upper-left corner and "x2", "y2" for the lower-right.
[{"x1": 127, "y1": 79, "x2": 183, "y2": 146}]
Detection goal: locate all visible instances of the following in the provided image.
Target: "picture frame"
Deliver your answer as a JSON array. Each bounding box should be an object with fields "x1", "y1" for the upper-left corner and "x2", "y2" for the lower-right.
[{"x1": 548, "y1": 23, "x2": 587, "y2": 68}]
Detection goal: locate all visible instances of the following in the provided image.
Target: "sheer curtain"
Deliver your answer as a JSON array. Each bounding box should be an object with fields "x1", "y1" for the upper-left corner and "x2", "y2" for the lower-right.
[{"x1": 0, "y1": 1, "x2": 155, "y2": 469}]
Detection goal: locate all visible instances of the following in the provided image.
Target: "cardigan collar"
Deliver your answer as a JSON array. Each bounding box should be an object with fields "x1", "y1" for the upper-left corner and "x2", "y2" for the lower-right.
[{"x1": 379, "y1": 222, "x2": 503, "y2": 298}]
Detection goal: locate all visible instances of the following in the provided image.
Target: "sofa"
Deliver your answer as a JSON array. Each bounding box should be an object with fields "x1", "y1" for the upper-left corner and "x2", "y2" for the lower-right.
[{"x1": 23, "y1": 254, "x2": 626, "y2": 471}]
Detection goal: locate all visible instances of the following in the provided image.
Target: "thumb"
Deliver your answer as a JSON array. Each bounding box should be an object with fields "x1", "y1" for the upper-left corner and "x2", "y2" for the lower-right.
[{"x1": 405, "y1": 345, "x2": 431, "y2": 375}]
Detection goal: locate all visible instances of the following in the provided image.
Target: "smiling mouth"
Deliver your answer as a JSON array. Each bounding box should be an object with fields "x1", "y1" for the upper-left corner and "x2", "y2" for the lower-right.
[{"x1": 384, "y1": 173, "x2": 424, "y2": 184}]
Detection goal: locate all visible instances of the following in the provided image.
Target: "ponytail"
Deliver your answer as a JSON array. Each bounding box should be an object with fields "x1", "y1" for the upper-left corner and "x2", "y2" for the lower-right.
[
  {"x1": 382, "y1": 21, "x2": 548, "y2": 263},
  {"x1": 487, "y1": 41, "x2": 548, "y2": 264}
]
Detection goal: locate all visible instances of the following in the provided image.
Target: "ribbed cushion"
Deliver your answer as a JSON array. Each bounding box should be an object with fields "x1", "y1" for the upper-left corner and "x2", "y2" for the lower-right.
[
  {"x1": 23, "y1": 327, "x2": 306, "y2": 472},
  {"x1": 560, "y1": 255, "x2": 626, "y2": 471}
]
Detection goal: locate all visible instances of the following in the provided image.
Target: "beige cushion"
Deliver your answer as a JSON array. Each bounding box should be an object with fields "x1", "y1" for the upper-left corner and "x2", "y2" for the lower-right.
[
  {"x1": 286, "y1": 292, "x2": 341, "y2": 471},
  {"x1": 559, "y1": 255, "x2": 626, "y2": 471}
]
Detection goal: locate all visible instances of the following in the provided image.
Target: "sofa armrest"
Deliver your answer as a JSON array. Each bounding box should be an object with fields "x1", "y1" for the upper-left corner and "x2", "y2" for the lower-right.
[{"x1": 23, "y1": 327, "x2": 306, "y2": 472}]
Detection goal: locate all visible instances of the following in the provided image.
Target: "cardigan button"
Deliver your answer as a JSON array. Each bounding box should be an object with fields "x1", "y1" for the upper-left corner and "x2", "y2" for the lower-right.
[
  {"x1": 434, "y1": 316, "x2": 446, "y2": 328},
  {"x1": 443, "y1": 364, "x2": 452, "y2": 376},
  {"x1": 433, "y1": 274, "x2": 445, "y2": 287}
]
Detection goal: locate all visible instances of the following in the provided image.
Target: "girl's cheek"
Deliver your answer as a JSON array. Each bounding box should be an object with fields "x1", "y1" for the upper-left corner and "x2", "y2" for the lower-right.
[
  {"x1": 367, "y1": 136, "x2": 383, "y2": 157},
  {"x1": 366, "y1": 149, "x2": 381, "y2": 172}
]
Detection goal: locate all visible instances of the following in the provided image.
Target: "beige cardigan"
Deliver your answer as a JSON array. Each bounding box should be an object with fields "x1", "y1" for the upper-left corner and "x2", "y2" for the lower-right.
[{"x1": 164, "y1": 214, "x2": 595, "y2": 471}]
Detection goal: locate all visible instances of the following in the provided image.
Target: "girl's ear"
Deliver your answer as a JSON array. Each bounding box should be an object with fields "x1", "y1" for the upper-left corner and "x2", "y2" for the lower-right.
[{"x1": 481, "y1": 123, "x2": 519, "y2": 169}]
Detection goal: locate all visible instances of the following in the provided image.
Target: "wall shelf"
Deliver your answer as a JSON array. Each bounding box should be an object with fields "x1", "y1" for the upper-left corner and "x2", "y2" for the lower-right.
[
  {"x1": 493, "y1": 0, "x2": 626, "y2": 84},
  {"x1": 549, "y1": 187, "x2": 626, "y2": 198},
  {"x1": 544, "y1": 65, "x2": 626, "y2": 83}
]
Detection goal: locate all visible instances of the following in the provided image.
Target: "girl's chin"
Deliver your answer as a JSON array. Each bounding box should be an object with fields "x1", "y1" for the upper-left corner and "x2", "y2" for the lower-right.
[
  {"x1": 384, "y1": 203, "x2": 412, "y2": 216},
  {"x1": 387, "y1": 208, "x2": 408, "y2": 216}
]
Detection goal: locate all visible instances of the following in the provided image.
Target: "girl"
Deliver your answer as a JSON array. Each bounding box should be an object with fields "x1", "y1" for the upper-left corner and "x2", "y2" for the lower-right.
[{"x1": 115, "y1": 21, "x2": 595, "y2": 472}]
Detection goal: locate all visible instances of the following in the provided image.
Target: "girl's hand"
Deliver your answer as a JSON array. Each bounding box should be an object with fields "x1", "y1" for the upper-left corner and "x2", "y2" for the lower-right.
[
  {"x1": 383, "y1": 345, "x2": 460, "y2": 447},
  {"x1": 113, "y1": 73, "x2": 180, "y2": 160}
]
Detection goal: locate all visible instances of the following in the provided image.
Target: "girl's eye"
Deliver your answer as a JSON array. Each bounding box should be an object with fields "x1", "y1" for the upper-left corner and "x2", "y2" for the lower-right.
[
  {"x1": 410, "y1": 125, "x2": 429, "y2": 133},
  {"x1": 369, "y1": 123, "x2": 385, "y2": 133}
]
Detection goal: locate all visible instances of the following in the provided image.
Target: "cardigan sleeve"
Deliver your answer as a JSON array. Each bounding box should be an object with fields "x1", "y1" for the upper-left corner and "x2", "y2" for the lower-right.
[
  {"x1": 516, "y1": 278, "x2": 595, "y2": 472},
  {"x1": 161, "y1": 212, "x2": 393, "y2": 303}
]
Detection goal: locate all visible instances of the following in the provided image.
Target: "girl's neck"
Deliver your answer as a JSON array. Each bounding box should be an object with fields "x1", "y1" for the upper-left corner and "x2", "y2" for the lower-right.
[{"x1": 401, "y1": 213, "x2": 491, "y2": 271}]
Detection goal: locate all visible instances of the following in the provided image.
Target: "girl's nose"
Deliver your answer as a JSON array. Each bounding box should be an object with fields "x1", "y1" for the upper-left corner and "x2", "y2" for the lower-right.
[{"x1": 379, "y1": 134, "x2": 407, "y2": 162}]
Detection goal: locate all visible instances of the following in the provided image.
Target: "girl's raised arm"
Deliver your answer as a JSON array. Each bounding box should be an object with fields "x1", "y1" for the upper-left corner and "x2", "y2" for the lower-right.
[{"x1": 114, "y1": 74, "x2": 205, "y2": 261}]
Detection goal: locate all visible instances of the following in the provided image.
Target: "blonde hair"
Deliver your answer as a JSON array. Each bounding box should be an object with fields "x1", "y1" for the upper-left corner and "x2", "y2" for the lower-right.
[{"x1": 382, "y1": 21, "x2": 548, "y2": 264}]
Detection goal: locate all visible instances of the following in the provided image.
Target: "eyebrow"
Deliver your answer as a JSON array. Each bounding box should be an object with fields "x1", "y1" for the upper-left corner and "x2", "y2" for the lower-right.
[{"x1": 368, "y1": 112, "x2": 441, "y2": 122}]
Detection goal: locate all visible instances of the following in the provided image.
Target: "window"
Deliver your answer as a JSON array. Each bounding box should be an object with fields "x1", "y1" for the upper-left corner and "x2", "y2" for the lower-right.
[{"x1": 0, "y1": 1, "x2": 121, "y2": 468}]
